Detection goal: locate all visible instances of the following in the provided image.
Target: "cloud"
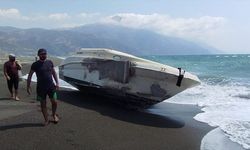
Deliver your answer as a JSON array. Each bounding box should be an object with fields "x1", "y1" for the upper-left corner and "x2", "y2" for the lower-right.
[
  {"x1": 101, "y1": 13, "x2": 226, "y2": 40},
  {"x1": 77, "y1": 12, "x2": 100, "y2": 18},
  {"x1": 0, "y1": 8, "x2": 29, "y2": 20},
  {"x1": 0, "y1": 9, "x2": 225, "y2": 37},
  {"x1": 0, "y1": 9, "x2": 226, "y2": 46},
  {"x1": 48, "y1": 13, "x2": 70, "y2": 21},
  {"x1": 0, "y1": 8, "x2": 20, "y2": 17},
  {"x1": 0, "y1": 8, "x2": 102, "y2": 28}
]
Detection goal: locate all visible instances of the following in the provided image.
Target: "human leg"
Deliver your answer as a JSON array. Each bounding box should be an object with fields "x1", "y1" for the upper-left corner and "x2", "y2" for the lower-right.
[
  {"x1": 40, "y1": 99, "x2": 49, "y2": 126},
  {"x1": 37, "y1": 89, "x2": 49, "y2": 126},
  {"x1": 13, "y1": 78, "x2": 20, "y2": 100},
  {"x1": 49, "y1": 91, "x2": 59, "y2": 123},
  {"x1": 50, "y1": 98, "x2": 59, "y2": 123},
  {"x1": 7, "y1": 79, "x2": 14, "y2": 98}
]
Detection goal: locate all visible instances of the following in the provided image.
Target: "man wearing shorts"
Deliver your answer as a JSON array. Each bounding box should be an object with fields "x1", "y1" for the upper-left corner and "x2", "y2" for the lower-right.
[
  {"x1": 27, "y1": 48, "x2": 59, "y2": 126},
  {"x1": 3, "y1": 54, "x2": 22, "y2": 100}
]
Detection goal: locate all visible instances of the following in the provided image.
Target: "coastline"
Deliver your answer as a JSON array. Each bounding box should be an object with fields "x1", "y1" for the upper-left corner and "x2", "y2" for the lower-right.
[{"x1": 0, "y1": 62, "x2": 214, "y2": 150}]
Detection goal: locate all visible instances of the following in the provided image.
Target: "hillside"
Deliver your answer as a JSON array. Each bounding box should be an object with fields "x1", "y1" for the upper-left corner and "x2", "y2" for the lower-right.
[{"x1": 0, "y1": 24, "x2": 219, "y2": 56}]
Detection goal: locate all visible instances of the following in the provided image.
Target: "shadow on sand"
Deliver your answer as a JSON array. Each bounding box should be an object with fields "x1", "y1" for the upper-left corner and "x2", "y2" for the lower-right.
[
  {"x1": 0, "y1": 123, "x2": 44, "y2": 131},
  {"x1": 0, "y1": 98, "x2": 12, "y2": 101},
  {"x1": 58, "y1": 90, "x2": 185, "y2": 128}
]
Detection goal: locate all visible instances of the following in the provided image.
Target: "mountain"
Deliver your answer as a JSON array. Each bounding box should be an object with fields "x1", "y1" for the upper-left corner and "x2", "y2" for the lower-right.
[{"x1": 0, "y1": 24, "x2": 219, "y2": 56}]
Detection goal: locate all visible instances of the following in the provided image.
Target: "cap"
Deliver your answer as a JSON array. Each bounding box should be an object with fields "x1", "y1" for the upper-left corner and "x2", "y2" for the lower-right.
[
  {"x1": 9, "y1": 53, "x2": 16, "y2": 58},
  {"x1": 37, "y1": 48, "x2": 47, "y2": 55}
]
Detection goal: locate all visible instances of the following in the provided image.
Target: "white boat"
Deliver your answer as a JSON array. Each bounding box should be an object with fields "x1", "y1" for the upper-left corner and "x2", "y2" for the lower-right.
[{"x1": 59, "y1": 48, "x2": 200, "y2": 107}]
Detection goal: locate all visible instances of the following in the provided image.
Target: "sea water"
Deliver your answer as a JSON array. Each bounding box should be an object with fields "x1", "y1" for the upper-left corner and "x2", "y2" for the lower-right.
[{"x1": 144, "y1": 54, "x2": 250, "y2": 150}]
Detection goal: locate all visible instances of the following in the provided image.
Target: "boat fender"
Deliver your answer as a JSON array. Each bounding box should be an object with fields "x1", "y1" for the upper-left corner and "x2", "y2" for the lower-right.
[{"x1": 176, "y1": 68, "x2": 185, "y2": 87}]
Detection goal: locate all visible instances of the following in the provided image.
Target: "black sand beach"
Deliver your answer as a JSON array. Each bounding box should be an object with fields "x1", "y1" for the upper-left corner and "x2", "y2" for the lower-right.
[{"x1": 0, "y1": 62, "x2": 213, "y2": 150}]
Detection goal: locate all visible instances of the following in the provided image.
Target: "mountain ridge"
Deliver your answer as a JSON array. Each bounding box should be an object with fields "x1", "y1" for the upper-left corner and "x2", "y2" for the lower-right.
[{"x1": 0, "y1": 24, "x2": 220, "y2": 56}]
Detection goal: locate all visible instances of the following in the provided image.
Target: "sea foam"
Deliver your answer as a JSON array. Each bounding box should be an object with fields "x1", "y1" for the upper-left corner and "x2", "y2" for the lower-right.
[{"x1": 168, "y1": 81, "x2": 250, "y2": 149}]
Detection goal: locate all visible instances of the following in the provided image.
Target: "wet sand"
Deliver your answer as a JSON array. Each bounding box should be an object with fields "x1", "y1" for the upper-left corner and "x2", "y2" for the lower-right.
[{"x1": 0, "y1": 63, "x2": 213, "y2": 150}]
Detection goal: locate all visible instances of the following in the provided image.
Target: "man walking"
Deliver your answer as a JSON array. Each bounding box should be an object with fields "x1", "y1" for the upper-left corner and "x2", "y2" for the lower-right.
[
  {"x1": 3, "y1": 54, "x2": 22, "y2": 100},
  {"x1": 27, "y1": 48, "x2": 59, "y2": 126}
]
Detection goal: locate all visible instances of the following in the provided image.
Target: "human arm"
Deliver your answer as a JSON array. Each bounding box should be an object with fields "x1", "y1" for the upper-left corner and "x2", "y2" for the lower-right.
[
  {"x1": 27, "y1": 69, "x2": 34, "y2": 95},
  {"x1": 3, "y1": 63, "x2": 10, "y2": 80},
  {"x1": 15, "y1": 60, "x2": 22, "y2": 70},
  {"x1": 52, "y1": 67, "x2": 59, "y2": 90}
]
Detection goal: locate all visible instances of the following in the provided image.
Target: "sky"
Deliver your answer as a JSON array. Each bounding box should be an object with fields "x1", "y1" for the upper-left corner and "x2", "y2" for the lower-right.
[{"x1": 0, "y1": 0, "x2": 250, "y2": 54}]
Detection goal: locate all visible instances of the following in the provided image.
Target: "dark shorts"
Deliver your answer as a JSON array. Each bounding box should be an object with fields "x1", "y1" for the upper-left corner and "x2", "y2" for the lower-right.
[
  {"x1": 37, "y1": 86, "x2": 57, "y2": 101},
  {"x1": 7, "y1": 77, "x2": 19, "y2": 91}
]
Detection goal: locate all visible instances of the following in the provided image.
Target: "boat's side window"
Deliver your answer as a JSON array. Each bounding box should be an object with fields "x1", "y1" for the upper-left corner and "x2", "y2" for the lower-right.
[
  {"x1": 113, "y1": 55, "x2": 121, "y2": 60},
  {"x1": 76, "y1": 52, "x2": 83, "y2": 54},
  {"x1": 161, "y1": 68, "x2": 166, "y2": 72}
]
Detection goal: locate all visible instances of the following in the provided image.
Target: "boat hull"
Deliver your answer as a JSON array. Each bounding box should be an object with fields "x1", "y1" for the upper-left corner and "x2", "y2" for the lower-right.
[
  {"x1": 62, "y1": 76, "x2": 163, "y2": 108},
  {"x1": 59, "y1": 56, "x2": 200, "y2": 107}
]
